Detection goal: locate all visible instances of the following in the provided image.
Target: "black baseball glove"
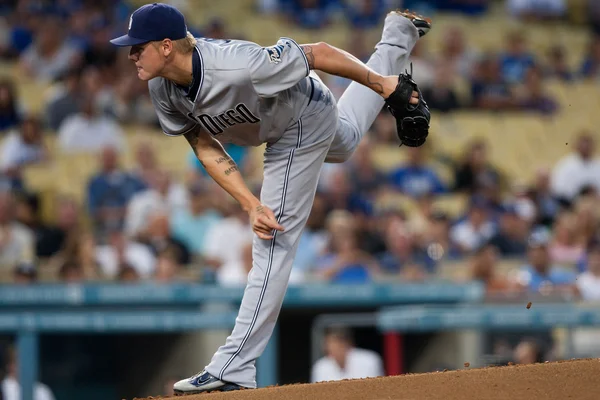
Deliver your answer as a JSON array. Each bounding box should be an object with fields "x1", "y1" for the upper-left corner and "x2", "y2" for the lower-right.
[{"x1": 384, "y1": 67, "x2": 430, "y2": 147}]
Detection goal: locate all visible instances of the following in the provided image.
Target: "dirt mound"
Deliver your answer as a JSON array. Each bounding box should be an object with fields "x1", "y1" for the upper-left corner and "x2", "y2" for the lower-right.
[{"x1": 140, "y1": 358, "x2": 600, "y2": 400}]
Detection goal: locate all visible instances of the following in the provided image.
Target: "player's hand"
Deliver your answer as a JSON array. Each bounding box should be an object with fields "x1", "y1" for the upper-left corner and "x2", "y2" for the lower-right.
[
  {"x1": 382, "y1": 76, "x2": 419, "y2": 104},
  {"x1": 249, "y1": 203, "x2": 284, "y2": 240}
]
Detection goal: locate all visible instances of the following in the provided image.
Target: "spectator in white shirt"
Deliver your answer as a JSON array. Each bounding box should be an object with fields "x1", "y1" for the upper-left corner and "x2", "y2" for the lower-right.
[
  {"x1": 203, "y1": 205, "x2": 253, "y2": 276},
  {"x1": 311, "y1": 327, "x2": 384, "y2": 383},
  {"x1": 450, "y1": 197, "x2": 497, "y2": 254},
  {"x1": 124, "y1": 169, "x2": 188, "y2": 238},
  {"x1": 551, "y1": 132, "x2": 600, "y2": 202},
  {"x1": 0, "y1": 191, "x2": 35, "y2": 268},
  {"x1": 1, "y1": 347, "x2": 55, "y2": 400},
  {"x1": 577, "y1": 241, "x2": 600, "y2": 301},
  {"x1": 0, "y1": 116, "x2": 47, "y2": 180},
  {"x1": 57, "y1": 94, "x2": 125, "y2": 154},
  {"x1": 96, "y1": 229, "x2": 156, "y2": 279},
  {"x1": 18, "y1": 15, "x2": 81, "y2": 83}
]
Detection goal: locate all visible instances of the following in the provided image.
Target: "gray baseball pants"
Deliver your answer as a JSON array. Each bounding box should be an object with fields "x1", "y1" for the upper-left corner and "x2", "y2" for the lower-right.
[{"x1": 205, "y1": 13, "x2": 419, "y2": 387}]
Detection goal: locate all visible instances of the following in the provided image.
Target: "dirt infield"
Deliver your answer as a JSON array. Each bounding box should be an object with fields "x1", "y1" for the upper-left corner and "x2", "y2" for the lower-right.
[{"x1": 141, "y1": 358, "x2": 600, "y2": 400}]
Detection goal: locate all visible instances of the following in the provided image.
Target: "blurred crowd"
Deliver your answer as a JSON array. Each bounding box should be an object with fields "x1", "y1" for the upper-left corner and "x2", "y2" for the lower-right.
[{"x1": 0, "y1": 0, "x2": 599, "y2": 308}]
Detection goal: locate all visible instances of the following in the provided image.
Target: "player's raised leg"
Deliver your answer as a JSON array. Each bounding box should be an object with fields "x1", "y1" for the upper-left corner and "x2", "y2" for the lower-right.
[{"x1": 325, "y1": 10, "x2": 431, "y2": 163}]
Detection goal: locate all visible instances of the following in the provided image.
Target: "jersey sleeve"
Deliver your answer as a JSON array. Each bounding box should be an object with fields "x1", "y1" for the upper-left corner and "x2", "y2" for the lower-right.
[
  {"x1": 246, "y1": 37, "x2": 310, "y2": 97},
  {"x1": 149, "y1": 80, "x2": 196, "y2": 136}
]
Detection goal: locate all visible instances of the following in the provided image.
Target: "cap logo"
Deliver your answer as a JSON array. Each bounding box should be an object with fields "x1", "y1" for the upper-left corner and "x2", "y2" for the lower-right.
[{"x1": 128, "y1": 14, "x2": 133, "y2": 31}]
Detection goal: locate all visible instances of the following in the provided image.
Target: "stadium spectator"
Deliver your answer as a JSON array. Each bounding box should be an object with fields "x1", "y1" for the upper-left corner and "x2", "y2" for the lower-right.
[
  {"x1": 137, "y1": 213, "x2": 190, "y2": 266},
  {"x1": 216, "y1": 240, "x2": 253, "y2": 287},
  {"x1": 283, "y1": 0, "x2": 334, "y2": 30},
  {"x1": 453, "y1": 139, "x2": 501, "y2": 194},
  {"x1": 341, "y1": 137, "x2": 386, "y2": 199},
  {"x1": 468, "y1": 243, "x2": 517, "y2": 293},
  {"x1": 387, "y1": 146, "x2": 446, "y2": 198},
  {"x1": 507, "y1": 0, "x2": 567, "y2": 21},
  {"x1": 311, "y1": 326, "x2": 384, "y2": 383},
  {"x1": 548, "y1": 212, "x2": 586, "y2": 266},
  {"x1": 169, "y1": 181, "x2": 221, "y2": 258},
  {"x1": 112, "y1": 73, "x2": 158, "y2": 125},
  {"x1": 407, "y1": 40, "x2": 436, "y2": 90},
  {"x1": 96, "y1": 228, "x2": 156, "y2": 280},
  {"x1": 513, "y1": 339, "x2": 543, "y2": 365},
  {"x1": 1, "y1": 346, "x2": 55, "y2": 400},
  {"x1": 57, "y1": 259, "x2": 85, "y2": 283},
  {"x1": 0, "y1": 190, "x2": 34, "y2": 268},
  {"x1": 86, "y1": 147, "x2": 146, "y2": 238},
  {"x1": 18, "y1": 14, "x2": 81, "y2": 83},
  {"x1": 517, "y1": 66, "x2": 559, "y2": 115},
  {"x1": 344, "y1": 0, "x2": 385, "y2": 29},
  {"x1": 470, "y1": 55, "x2": 516, "y2": 111},
  {"x1": 499, "y1": 31, "x2": 537, "y2": 84},
  {"x1": 117, "y1": 263, "x2": 141, "y2": 282},
  {"x1": 580, "y1": 35, "x2": 600, "y2": 79},
  {"x1": 291, "y1": 192, "x2": 328, "y2": 284},
  {"x1": 487, "y1": 204, "x2": 529, "y2": 257},
  {"x1": 376, "y1": 218, "x2": 429, "y2": 274},
  {"x1": 321, "y1": 167, "x2": 373, "y2": 216},
  {"x1": 125, "y1": 169, "x2": 189, "y2": 239},
  {"x1": 154, "y1": 248, "x2": 182, "y2": 283},
  {"x1": 316, "y1": 228, "x2": 381, "y2": 283},
  {"x1": 550, "y1": 132, "x2": 600, "y2": 202},
  {"x1": 57, "y1": 93, "x2": 125, "y2": 153},
  {"x1": 203, "y1": 204, "x2": 253, "y2": 282},
  {"x1": 43, "y1": 67, "x2": 81, "y2": 131},
  {"x1": 0, "y1": 115, "x2": 47, "y2": 189},
  {"x1": 0, "y1": 79, "x2": 22, "y2": 132},
  {"x1": 435, "y1": 25, "x2": 479, "y2": 79},
  {"x1": 131, "y1": 142, "x2": 160, "y2": 186},
  {"x1": 420, "y1": 64, "x2": 461, "y2": 113},
  {"x1": 57, "y1": 231, "x2": 101, "y2": 280},
  {"x1": 450, "y1": 196, "x2": 497, "y2": 254},
  {"x1": 589, "y1": 0, "x2": 600, "y2": 34},
  {"x1": 527, "y1": 167, "x2": 562, "y2": 227},
  {"x1": 576, "y1": 240, "x2": 600, "y2": 300},
  {"x1": 14, "y1": 192, "x2": 64, "y2": 258},
  {"x1": 417, "y1": 210, "x2": 462, "y2": 264},
  {"x1": 13, "y1": 262, "x2": 37, "y2": 284},
  {"x1": 515, "y1": 230, "x2": 577, "y2": 294},
  {"x1": 544, "y1": 45, "x2": 574, "y2": 81}
]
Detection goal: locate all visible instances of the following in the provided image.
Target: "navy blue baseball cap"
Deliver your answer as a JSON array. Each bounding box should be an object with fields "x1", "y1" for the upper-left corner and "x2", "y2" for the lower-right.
[{"x1": 110, "y1": 3, "x2": 187, "y2": 47}]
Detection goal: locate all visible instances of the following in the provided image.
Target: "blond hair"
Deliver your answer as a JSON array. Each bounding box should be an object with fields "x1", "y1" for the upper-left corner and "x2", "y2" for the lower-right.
[{"x1": 172, "y1": 31, "x2": 197, "y2": 54}]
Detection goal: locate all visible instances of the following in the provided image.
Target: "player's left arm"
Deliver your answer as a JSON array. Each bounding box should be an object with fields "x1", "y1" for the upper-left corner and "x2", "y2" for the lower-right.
[{"x1": 299, "y1": 42, "x2": 417, "y2": 103}]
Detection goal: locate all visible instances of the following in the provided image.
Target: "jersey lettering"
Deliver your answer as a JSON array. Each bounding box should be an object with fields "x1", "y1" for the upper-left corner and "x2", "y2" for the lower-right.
[{"x1": 188, "y1": 103, "x2": 261, "y2": 136}]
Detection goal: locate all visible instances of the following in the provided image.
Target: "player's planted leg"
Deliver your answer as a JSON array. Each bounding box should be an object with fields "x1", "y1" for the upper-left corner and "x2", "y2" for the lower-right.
[{"x1": 325, "y1": 10, "x2": 431, "y2": 163}]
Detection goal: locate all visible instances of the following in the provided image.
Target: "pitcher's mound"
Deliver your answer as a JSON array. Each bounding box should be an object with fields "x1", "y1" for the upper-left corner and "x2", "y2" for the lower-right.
[{"x1": 142, "y1": 358, "x2": 600, "y2": 400}]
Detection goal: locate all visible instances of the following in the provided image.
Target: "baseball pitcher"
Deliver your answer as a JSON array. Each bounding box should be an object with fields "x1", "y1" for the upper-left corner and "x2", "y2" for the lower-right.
[{"x1": 110, "y1": 2, "x2": 431, "y2": 394}]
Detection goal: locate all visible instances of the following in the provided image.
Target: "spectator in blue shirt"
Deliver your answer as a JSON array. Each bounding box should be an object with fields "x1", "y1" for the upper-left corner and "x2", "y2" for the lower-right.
[
  {"x1": 87, "y1": 146, "x2": 146, "y2": 239},
  {"x1": 500, "y1": 31, "x2": 537, "y2": 84},
  {"x1": 388, "y1": 147, "x2": 446, "y2": 198},
  {"x1": 517, "y1": 230, "x2": 577, "y2": 293},
  {"x1": 344, "y1": 0, "x2": 385, "y2": 29}
]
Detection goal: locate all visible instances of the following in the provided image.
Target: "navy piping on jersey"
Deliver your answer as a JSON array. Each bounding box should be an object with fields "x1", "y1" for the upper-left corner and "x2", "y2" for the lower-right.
[
  {"x1": 281, "y1": 37, "x2": 310, "y2": 78},
  {"x1": 218, "y1": 118, "x2": 303, "y2": 381}
]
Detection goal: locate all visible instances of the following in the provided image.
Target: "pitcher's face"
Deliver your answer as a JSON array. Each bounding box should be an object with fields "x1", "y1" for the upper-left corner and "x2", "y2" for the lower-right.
[{"x1": 129, "y1": 42, "x2": 164, "y2": 81}]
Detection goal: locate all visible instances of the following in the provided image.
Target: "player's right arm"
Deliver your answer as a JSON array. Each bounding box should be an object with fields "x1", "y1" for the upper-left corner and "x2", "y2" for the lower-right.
[{"x1": 183, "y1": 127, "x2": 284, "y2": 239}]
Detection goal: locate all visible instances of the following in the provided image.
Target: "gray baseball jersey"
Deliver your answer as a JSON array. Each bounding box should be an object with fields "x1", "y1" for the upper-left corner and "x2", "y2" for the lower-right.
[
  {"x1": 158, "y1": 14, "x2": 419, "y2": 390},
  {"x1": 149, "y1": 37, "x2": 314, "y2": 146}
]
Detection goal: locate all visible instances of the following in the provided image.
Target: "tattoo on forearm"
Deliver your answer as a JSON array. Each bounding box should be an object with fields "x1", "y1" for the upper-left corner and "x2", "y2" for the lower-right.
[
  {"x1": 215, "y1": 156, "x2": 233, "y2": 164},
  {"x1": 256, "y1": 205, "x2": 264, "y2": 213},
  {"x1": 224, "y1": 165, "x2": 239, "y2": 176},
  {"x1": 367, "y1": 71, "x2": 384, "y2": 95},
  {"x1": 301, "y1": 45, "x2": 315, "y2": 69}
]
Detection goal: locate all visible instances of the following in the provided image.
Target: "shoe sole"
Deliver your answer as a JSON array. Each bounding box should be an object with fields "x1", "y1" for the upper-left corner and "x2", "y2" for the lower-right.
[{"x1": 174, "y1": 383, "x2": 243, "y2": 395}]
